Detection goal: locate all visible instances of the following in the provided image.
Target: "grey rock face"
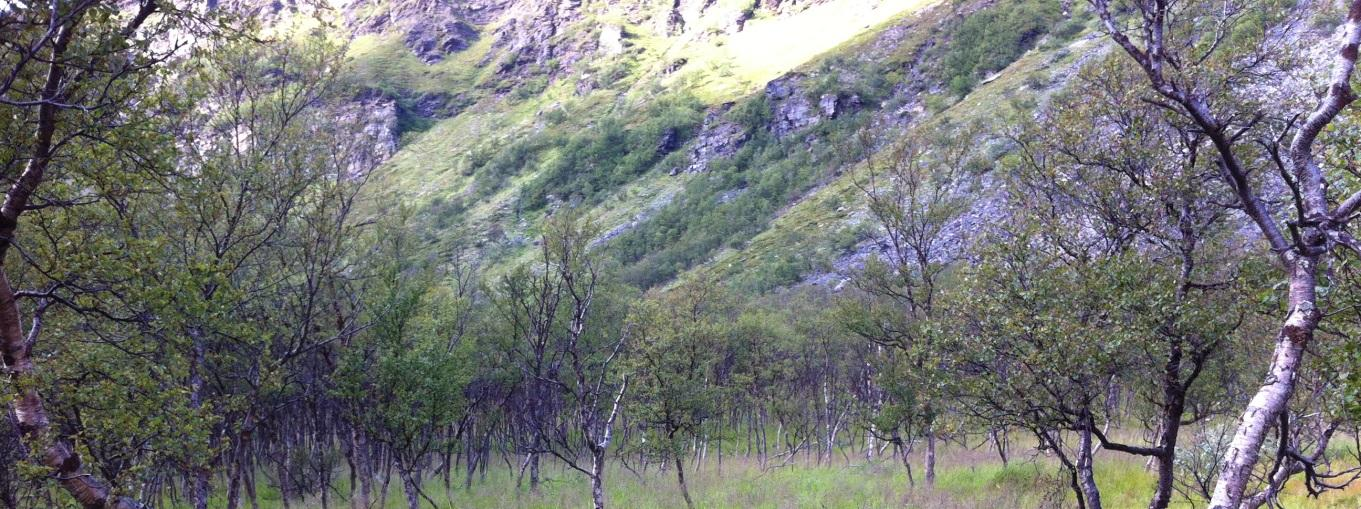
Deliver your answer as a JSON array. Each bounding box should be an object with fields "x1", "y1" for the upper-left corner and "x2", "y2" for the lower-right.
[
  {"x1": 488, "y1": 0, "x2": 584, "y2": 76},
  {"x1": 339, "y1": 89, "x2": 401, "y2": 175},
  {"x1": 408, "y1": 92, "x2": 468, "y2": 118},
  {"x1": 765, "y1": 74, "x2": 860, "y2": 137},
  {"x1": 404, "y1": 20, "x2": 478, "y2": 63},
  {"x1": 765, "y1": 74, "x2": 817, "y2": 137},
  {"x1": 664, "y1": 58, "x2": 687, "y2": 74},
  {"x1": 681, "y1": 67, "x2": 869, "y2": 174},
  {"x1": 656, "y1": 127, "x2": 683, "y2": 156},
  {"x1": 338, "y1": 0, "x2": 522, "y2": 63},
  {"x1": 684, "y1": 104, "x2": 749, "y2": 173}
]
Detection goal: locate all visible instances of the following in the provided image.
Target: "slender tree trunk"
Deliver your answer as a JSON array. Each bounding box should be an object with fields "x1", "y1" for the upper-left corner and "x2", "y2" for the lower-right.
[
  {"x1": 991, "y1": 428, "x2": 1008, "y2": 466},
  {"x1": 478, "y1": 436, "x2": 490, "y2": 483},
  {"x1": 464, "y1": 441, "x2": 478, "y2": 491},
  {"x1": 442, "y1": 441, "x2": 454, "y2": 494},
  {"x1": 746, "y1": 411, "x2": 754, "y2": 457},
  {"x1": 1149, "y1": 345, "x2": 1188, "y2": 509},
  {"x1": 189, "y1": 331, "x2": 211, "y2": 509},
  {"x1": 716, "y1": 415, "x2": 723, "y2": 475},
  {"x1": 278, "y1": 453, "x2": 293, "y2": 509},
  {"x1": 246, "y1": 456, "x2": 260, "y2": 509},
  {"x1": 674, "y1": 452, "x2": 695, "y2": 509},
  {"x1": 227, "y1": 455, "x2": 243, "y2": 509},
  {"x1": 924, "y1": 428, "x2": 936, "y2": 485},
  {"x1": 379, "y1": 452, "x2": 394, "y2": 507},
  {"x1": 590, "y1": 450, "x2": 607, "y2": 509},
  {"x1": 529, "y1": 452, "x2": 541, "y2": 493},
  {"x1": 1078, "y1": 421, "x2": 1103, "y2": 509},
  {"x1": 400, "y1": 467, "x2": 420, "y2": 509},
  {"x1": 352, "y1": 428, "x2": 372, "y2": 509},
  {"x1": 341, "y1": 434, "x2": 357, "y2": 506},
  {"x1": 896, "y1": 438, "x2": 914, "y2": 488},
  {"x1": 1208, "y1": 257, "x2": 1318, "y2": 509},
  {"x1": 758, "y1": 410, "x2": 769, "y2": 468}
]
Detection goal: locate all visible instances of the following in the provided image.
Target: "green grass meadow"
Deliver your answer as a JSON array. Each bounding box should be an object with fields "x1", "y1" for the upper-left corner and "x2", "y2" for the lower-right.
[{"x1": 162, "y1": 444, "x2": 1361, "y2": 508}]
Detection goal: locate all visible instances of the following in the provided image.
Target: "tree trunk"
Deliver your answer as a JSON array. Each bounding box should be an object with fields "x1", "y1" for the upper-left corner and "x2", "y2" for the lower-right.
[
  {"x1": 674, "y1": 452, "x2": 695, "y2": 509},
  {"x1": 278, "y1": 454, "x2": 292, "y2": 509},
  {"x1": 1207, "y1": 257, "x2": 1318, "y2": 509},
  {"x1": 924, "y1": 428, "x2": 936, "y2": 485},
  {"x1": 0, "y1": 12, "x2": 142, "y2": 508},
  {"x1": 400, "y1": 468, "x2": 420, "y2": 509},
  {"x1": 464, "y1": 442, "x2": 477, "y2": 491},
  {"x1": 716, "y1": 416, "x2": 724, "y2": 475},
  {"x1": 590, "y1": 451, "x2": 607, "y2": 509},
  {"x1": 991, "y1": 428, "x2": 1008, "y2": 466},
  {"x1": 227, "y1": 457, "x2": 242, "y2": 509},
  {"x1": 529, "y1": 452, "x2": 541, "y2": 493},
  {"x1": 190, "y1": 467, "x2": 210, "y2": 509},
  {"x1": 1149, "y1": 342, "x2": 1188, "y2": 509},
  {"x1": 189, "y1": 332, "x2": 211, "y2": 509},
  {"x1": 897, "y1": 438, "x2": 914, "y2": 488},
  {"x1": 379, "y1": 457, "x2": 393, "y2": 507},
  {"x1": 0, "y1": 271, "x2": 138, "y2": 509},
  {"x1": 442, "y1": 442, "x2": 454, "y2": 495},
  {"x1": 1078, "y1": 424, "x2": 1103, "y2": 509},
  {"x1": 246, "y1": 457, "x2": 260, "y2": 509},
  {"x1": 350, "y1": 428, "x2": 371, "y2": 509}
]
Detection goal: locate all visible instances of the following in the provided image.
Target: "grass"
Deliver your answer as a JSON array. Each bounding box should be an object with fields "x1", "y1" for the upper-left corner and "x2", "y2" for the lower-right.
[
  {"x1": 160, "y1": 442, "x2": 1361, "y2": 508},
  {"x1": 346, "y1": 24, "x2": 500, "y2": 97},
  {"x1": 655, "y1": 0, "x2": 940, "y2": 103}
]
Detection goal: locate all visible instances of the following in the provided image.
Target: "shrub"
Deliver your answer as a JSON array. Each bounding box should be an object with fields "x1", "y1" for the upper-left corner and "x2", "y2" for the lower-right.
[{"x1": 940, "y1": 0, "x2": 1066, "y2": 96}]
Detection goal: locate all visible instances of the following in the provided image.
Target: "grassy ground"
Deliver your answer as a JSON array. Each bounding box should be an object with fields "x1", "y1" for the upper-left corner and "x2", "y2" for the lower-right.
[{"x1": 167, "y1": 444, "x2": 1361, "y2": 508}]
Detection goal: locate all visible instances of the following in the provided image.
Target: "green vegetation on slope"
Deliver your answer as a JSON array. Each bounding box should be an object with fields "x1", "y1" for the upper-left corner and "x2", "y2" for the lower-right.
[
  {"x1": 389, "y1": 0, "x2": 1090, "y2": 290},
  {"x1": 937, "y1": 0, "x2": 1085, "y2": 95}
]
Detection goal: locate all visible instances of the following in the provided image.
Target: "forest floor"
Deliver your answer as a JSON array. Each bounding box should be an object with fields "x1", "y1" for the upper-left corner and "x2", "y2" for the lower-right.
[{"x1": 175, "y1": 442, "x2": 1361, "y2": 508}]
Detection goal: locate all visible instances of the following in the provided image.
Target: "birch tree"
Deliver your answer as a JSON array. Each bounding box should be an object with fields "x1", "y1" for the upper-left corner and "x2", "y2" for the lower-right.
[
  {"x1": 1009, "y1": 56, "x2": 1256, "y2": 509},
  {"x1": 0, "y1": 2, "x2": 203, "y2": 506},
  {"x1": 1085, "y1": 1, "x2": 1361, "y2": 506},
  {"x1": 626, "y1": 276, "x2": 730, "y2": 509},
  {"x1": 493, "y1": 211, "x2": 633, "y2": 509},
  {"x1": 845, "y1": 122, "x2": 980, "y2": 485}
]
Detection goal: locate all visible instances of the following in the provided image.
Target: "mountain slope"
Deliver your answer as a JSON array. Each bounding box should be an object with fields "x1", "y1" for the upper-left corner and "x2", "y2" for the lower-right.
[{"x1": 316, "y1": 0, "x2": 1099, "y2": 290}]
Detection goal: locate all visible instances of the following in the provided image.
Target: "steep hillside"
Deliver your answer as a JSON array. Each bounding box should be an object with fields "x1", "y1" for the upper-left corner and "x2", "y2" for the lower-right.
[{"x1": 302, "y1": 0, "x2": 1098, "y2": 290}]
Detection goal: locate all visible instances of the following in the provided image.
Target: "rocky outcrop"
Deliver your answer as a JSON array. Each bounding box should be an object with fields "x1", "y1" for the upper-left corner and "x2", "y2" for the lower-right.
[
  {"x1": 660, "y1": 0, "x2": 686, "y2": 35},
  {"x1": 338, "y1": 89, "x2": 400, "y2": 176},
  {"x1": 345, "y1": 0, "x2": 516, "y2": 63},
  {"x1": 819, "y1": 92, "x2": 860, "y2": 119},
  {"x1": 404, "y1": 20, "x2": 478, "y2": 63},
  {"x1": 345, "y1": 0, "x2": 516, "y2": 33},
  {"x1": 656, "y1": 127, "x2": 683, "y2": 155},
  {"x1": 487, "y1": 0, "x2": 587, "y2": 77},
  {"x1": 211, "y1": 0, "x2": 502, "y2": 65},
  {"x1": 759, "y1": 0, "x2": 835, "y2": 15},
  {"x1": 764, "y1": 73, "x2": 862, "y2": 137},
  {"x1": 765, "y1": 74, "x2": 818, "y2": 136},
  {"x1": 592, "y1": 189, "x2": 679, "y2": 247},
  {"x1": 679, "y1": 64, "x2": 870, "y2": 174},
  {"x1": 682, "y1": 104, "x2": 748, "y2": 174},
  {"x1": 664, "y1": 58, "x2": 687, "y2": 74},
  {"x1": 405, "y1": 91, "x2": 470, "y2": 118}
]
